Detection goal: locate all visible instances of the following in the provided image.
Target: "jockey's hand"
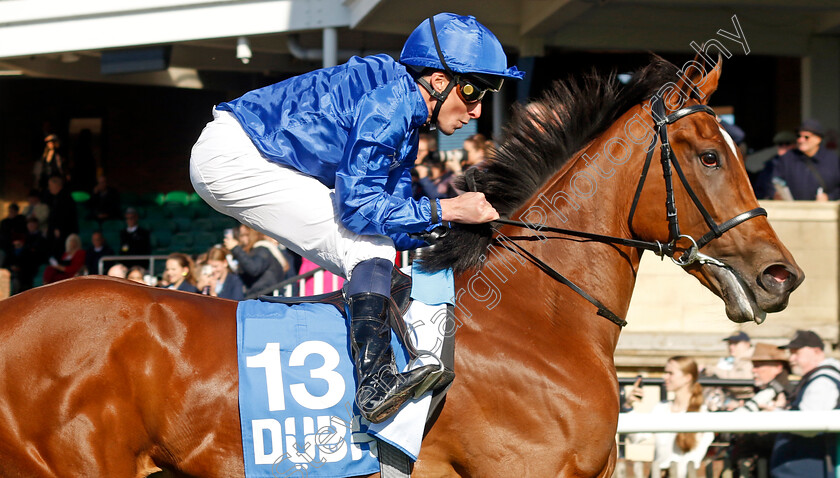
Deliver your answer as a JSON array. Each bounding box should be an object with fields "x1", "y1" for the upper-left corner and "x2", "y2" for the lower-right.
[{"x1": 440, "y1": 192, "x2": 499, "y2": 224}]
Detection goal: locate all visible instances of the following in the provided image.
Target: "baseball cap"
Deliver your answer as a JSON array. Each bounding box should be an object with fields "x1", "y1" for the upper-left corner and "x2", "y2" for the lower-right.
[
  {"x1": 723, "y1": 331, "x2": 750, "y2": 343},
  {"x1": 779, "y1": 330, "x2": 824, "y2": 350}
]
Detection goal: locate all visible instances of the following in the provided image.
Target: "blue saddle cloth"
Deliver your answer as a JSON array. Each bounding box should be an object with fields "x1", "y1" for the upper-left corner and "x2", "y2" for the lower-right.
[{"x1": 236, "y1": 300, "x2": 411, "y2": 478}]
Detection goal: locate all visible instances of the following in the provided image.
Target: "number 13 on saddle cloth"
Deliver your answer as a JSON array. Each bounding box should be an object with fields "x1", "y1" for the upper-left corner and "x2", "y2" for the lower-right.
[{"x1": 235, "y1": 263, "x2": 454, "y2": 477}]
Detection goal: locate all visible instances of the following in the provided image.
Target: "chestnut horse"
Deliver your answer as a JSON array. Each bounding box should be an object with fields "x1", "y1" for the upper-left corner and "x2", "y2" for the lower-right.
[{"x1": 0, "y1": 56, "x2": 801, "y2": 477}]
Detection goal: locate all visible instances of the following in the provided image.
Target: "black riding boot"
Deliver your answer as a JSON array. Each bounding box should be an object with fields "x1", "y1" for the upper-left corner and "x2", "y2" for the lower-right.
[{"x1": 349, "y1": 292, "x2": 438, "y2": 423}]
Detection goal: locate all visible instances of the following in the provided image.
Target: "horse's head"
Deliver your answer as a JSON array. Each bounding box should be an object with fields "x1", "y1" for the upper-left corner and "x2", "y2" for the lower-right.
[{"x1": 630, "y1": 56, "x2": 803, "y2": 323}]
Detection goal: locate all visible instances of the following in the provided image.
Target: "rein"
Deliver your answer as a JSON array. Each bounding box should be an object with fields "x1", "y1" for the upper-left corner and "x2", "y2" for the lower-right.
[{"x1": 475, "y1": 96, "x2": 766, "y2": 328}]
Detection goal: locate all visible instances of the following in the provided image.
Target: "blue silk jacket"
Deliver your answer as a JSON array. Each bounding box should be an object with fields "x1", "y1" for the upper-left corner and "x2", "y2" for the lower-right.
[{"x1": 217, "y1": 55, "x2": 439, "y2": 250}]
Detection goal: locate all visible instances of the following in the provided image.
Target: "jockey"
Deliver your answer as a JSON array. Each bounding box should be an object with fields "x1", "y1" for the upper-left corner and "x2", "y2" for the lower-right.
[{"x1": 190, "y1": 13, "x2": 523, "y2": 423}]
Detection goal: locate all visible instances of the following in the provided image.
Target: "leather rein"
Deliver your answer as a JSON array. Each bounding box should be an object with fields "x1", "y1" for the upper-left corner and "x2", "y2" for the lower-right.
[{"x1": 475, "y1": 96, "x2": 766, "y2": 328}]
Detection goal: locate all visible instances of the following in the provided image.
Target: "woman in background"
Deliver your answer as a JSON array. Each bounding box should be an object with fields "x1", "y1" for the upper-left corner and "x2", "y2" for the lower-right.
[
  {"x1": 163, "y1": 252, "x2": 199, "y2": 293},
  {"x1": 43, "y1": 233, "x2": 86, "y2": 284},
  {"x1": 199, "y1": 246, "x2": 244, "y2": 300},
  {"x1": 626, "y1": 356, "x2": 714, "y2": 477},
  {"x1": 223, "y1": 225, "x2": 288, "y2": 298},
  {"x1": 127, "y1": 266, "x2": 146, "y2": 284}
]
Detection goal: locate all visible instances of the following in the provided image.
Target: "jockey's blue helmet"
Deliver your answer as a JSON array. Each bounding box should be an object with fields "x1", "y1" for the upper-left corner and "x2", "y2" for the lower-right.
[{"x1": 400, "y1": 13, "x2": 524, "y2": 127}]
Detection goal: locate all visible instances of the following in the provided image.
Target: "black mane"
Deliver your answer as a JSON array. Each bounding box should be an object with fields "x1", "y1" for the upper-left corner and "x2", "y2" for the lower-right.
[{"x1": 419, "y1": 56, "x2": 679, "y2": 273}]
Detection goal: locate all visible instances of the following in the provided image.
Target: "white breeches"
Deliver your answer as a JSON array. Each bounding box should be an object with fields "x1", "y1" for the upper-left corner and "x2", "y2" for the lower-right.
[{"x1": 189, "y1": 108, "x2": 395, "y2": 278}]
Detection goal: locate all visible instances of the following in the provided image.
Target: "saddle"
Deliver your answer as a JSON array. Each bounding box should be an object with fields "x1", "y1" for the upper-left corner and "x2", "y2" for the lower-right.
[{"x1": 259, "y1": 267, "x2": 418, "y2": 357}]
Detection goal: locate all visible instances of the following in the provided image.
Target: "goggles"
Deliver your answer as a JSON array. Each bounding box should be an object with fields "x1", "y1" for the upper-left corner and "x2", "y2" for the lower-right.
[{"x1": 455, "y1": 76, "x2": 503, "y2": 104}]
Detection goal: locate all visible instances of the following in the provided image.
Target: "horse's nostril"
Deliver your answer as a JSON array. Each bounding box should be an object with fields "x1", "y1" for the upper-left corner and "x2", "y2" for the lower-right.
[{"x1": 764, "y1": 264, "x2": 791, "y2": 284}]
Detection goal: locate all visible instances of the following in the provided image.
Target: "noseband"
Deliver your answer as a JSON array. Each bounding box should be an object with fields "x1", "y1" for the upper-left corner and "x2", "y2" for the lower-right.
[{"x1": 486, "y1": 96, "x2": 766, "y2": 327}]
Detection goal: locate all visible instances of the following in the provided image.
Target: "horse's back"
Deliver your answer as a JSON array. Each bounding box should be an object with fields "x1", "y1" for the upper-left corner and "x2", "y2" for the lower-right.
[{"x1": 0, "y1": 277, "x2": 244, "y2": 477}]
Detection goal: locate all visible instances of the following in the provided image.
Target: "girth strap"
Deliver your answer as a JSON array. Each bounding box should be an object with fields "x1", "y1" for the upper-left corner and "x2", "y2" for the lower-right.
[{"x1": 378, "y1": 440, "x2": 412, "y2": 478}]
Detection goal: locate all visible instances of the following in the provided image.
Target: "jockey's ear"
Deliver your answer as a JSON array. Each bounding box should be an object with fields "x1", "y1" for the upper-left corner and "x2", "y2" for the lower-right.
[
  {"x1": 674, "y1": 53, "x2": 721, "y2": 105},
  {"x1": 427, "y1": 71, "x2": 450, "y2": 95}
]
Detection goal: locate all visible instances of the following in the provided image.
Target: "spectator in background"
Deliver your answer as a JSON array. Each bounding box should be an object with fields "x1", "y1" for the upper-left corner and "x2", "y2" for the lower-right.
[
  {"x1": 415, "y1": 159, "x2": 457, "y2": 200},
  {"x1": 461, "y1": 133, "x2": 489, "y2": 171},
  {"x1": 224, "y1": 225, "x2": 287, "y2": 298},
  {"x1": 728, "y1": 343, "x2": 792, "y2": 477},
  {"x1": 0, "y1": 203, "x2": 27, "y2": 256},
  {"x1": 42, "y1": 233, "x2": 86, "y2": 284},
  {"x1": 772, "y1": 119, "x2": 840, "y2": 201},
  {"x1": 438, "y1": 133, "x2": 489, "y2": 178},
  {"x1": 3, "y1": 232, "x2": 27, "y2": 294},
  {"x1": 626, "y1": 356, "x2": 715, "y2": 478},
  {"x1": 23, "y1": 189, "x2": 49, "y2": 236},
  {"x1": 707, "y1": 331, "x2": 755, "y2": 409},
  {"x1": 162, "y1": 252, "x2": 199, "y2": 293},
  {"x1": 44, "y1": 175, "x2": 79, "y2": 258},
  {"x1": 22, "y1": 216, "x2": 48, "y2": 265},
  {"x1": 119, "y1": 207, "x2": 151, "y2": 268},
  {"x1": 770, "y1": 330, "x2": 840, "y2": 478},
  {"x1": 197, "y1": 246, "x2": 244, "y2": 300},
  {"x1": 4, "y1": 218, "x2": 47, "y2": 293},
  {"x1": 88, "y1": 175, "x2": 121, "y2": 222},
  {"x1": 85, "y1": 231, "x2": 114, "y2": 275},
  {"x1": 750, "y1": 131, "x2": 797, "y2": 199},
  {"x1": 415, "y1": 132, "x2": 440, "y2": 166},
  {"x1": 107, "y1": 263, "x2": 128, "y2": 278},
  {"x1": 738, "y1": 343, "x2": 793, "y2": 412},
  {"x1": 34, "y1": 134, "x2": 69, "y2": 191},
  {"x1": 126, "y1": 266, "x2": 146, "y2": 284}
]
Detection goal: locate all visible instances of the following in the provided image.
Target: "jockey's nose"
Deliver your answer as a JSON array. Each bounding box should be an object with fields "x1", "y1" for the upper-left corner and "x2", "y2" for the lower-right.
[{"x1": 468, "y1": 102, "x2": 482, "y2": 119}]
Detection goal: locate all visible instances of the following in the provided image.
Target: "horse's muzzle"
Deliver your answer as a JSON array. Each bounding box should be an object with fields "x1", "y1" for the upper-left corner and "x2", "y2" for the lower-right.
[{"x1": 756, "y1": 262, "x2": 804, "y2": 313}]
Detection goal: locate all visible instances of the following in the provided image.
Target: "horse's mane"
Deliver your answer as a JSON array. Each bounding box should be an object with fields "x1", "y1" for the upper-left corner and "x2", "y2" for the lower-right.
[{"x1": 419, "y1": 55, "x2": 679, "y2": 273}]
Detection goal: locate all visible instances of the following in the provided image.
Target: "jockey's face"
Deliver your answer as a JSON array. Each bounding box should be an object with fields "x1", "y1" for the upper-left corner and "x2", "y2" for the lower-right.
[{"x1": 425, "y1": 72, "x2": 482, "y2": 135}]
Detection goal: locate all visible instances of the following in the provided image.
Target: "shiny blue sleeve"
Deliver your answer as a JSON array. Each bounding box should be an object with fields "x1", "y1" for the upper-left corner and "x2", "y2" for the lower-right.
[
  {"x1": 392, "y1": 233, "x2": 427, "y2": 251},
  {"x1": 335, "y1": 86, "x2": 442, "y2": 236}
]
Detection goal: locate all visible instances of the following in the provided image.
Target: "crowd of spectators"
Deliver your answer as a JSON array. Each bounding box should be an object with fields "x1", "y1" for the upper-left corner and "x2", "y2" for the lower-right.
[
  {"x1": 410, "y1": 131, "x2": 493, "y2": 201},
  {"x1": 621, "y1": 329, "x2": 840, "y2": 478},
  {"x1": 0, "y1": 132, "x2": 310, "y2": 299}
]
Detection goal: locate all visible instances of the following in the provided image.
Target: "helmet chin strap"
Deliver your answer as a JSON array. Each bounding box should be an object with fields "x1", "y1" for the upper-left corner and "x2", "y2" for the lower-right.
[
  {"x1": 416, "y1": 76, "x2": 456, "y2": 130},
  {"x1": 420, "y1": 14, "x2": 459, "y2": 131}
]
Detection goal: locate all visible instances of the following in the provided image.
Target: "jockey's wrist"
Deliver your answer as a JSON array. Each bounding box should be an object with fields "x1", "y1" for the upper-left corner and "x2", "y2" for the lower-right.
[{"x1": 440, "y1": 197, "x2": 454, "y2": 222}]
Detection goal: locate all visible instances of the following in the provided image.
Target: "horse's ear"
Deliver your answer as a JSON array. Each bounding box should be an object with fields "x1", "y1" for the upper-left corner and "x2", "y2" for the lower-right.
[{"x1": 675, "y1": 53, "x2": 722, "y2": 105}]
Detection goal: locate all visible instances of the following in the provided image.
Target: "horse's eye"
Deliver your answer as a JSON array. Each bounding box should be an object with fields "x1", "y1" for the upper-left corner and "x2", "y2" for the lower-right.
[{"x1": 700, "y1": 151, "x2": 720, "y2": 168}]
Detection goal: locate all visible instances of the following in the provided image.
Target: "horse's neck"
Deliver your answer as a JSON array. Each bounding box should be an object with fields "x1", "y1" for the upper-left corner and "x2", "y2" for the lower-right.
[
  {"x1": 455, "y1": 118, "x2": 649, "y2": 352},
  {"x1": 535, "y1": 127, "x2": 644, "y2": 303}
]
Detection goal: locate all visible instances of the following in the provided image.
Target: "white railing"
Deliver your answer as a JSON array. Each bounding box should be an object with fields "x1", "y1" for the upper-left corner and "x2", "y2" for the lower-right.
[{"x1": 618, "y1": 409, "x2": 840, "y2": 433}]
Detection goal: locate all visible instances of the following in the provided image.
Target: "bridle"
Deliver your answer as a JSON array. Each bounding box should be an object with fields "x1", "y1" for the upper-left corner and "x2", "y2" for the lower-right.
[{"x1": 480, "y1": 95, "x2": 767, "y2": 327}]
